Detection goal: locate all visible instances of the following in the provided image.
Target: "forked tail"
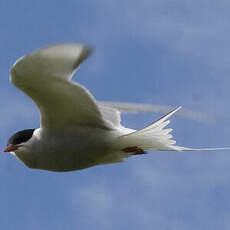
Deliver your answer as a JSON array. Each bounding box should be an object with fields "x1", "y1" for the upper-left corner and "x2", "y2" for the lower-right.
[{"x1": 119, "y1": 106, "x2": 230, "y2": 152}]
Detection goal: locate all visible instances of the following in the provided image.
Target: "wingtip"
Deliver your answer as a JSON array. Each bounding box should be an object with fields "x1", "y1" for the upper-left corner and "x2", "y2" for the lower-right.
[{"x1": 76, "y1": 45, "x2": 93, "y2": 65}]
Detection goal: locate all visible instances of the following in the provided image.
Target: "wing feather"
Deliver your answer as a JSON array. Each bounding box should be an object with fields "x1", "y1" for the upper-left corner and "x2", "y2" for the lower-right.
[{"x1": 10, "y1": 43, "x2": 112, "y2": 130}]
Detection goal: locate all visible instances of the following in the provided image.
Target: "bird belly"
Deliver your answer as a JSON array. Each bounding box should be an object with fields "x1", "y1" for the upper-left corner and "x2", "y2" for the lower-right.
[{"x1": 30, "y1": 128, "x2": 122, "y2": 172}]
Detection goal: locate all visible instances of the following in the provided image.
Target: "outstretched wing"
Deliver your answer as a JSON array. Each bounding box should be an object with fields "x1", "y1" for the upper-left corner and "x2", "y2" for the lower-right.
[
  {"x1": 99, "y1": 101, "x2": 216, "y2": 123},
  {"x1": 10, "y1": 43, "x2": 113, "y2": 130}
]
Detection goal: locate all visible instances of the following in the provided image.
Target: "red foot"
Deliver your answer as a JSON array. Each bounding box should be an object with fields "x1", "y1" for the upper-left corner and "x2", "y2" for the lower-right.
[{"x1": 122, "y1": 146, "x2": 146, "y2": 155}]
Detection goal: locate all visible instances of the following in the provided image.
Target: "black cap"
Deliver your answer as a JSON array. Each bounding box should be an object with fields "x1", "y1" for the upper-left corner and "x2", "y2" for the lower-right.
[{"x1": 7, "y1": 129, "x2": 35, "y2": 146}]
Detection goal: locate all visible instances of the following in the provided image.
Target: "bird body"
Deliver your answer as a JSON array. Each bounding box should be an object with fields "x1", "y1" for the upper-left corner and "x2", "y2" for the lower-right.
[
  {"x1": 4, "y1": 43, "x2": 230, "y2": 172},
  {"x1": 12, "y1": 127, "x2": 124, "y2": 171}
]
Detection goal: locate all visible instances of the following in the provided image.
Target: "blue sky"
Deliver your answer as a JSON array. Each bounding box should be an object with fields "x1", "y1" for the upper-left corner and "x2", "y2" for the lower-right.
[{"x1": 1, "y1": 0, "x2": 230, "y2": 229}]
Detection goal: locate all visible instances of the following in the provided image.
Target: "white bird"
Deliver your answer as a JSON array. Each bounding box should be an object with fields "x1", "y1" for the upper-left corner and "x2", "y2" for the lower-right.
[{"x1": 3, "y1": 43, "x2": 230, "y2": 172}]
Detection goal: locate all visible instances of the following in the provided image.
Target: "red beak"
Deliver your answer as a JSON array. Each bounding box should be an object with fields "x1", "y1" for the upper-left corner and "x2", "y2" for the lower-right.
[{"x1": 3, "y1": 144, "x2": 18, "y2": 153}]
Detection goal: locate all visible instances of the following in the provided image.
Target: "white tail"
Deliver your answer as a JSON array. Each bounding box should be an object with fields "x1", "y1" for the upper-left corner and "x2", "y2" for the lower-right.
[{"x1": 119, "y1": 107, "x2": 230, "y2": 152}]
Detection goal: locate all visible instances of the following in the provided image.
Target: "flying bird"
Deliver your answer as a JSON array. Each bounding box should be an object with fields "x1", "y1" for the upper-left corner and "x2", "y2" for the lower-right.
[{"x1": 3, "y1": 43, "x2": 230, "y2": 172}]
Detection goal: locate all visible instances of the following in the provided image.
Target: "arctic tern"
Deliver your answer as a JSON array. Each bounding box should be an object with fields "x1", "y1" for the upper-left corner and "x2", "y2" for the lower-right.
[{"x1": 3, "y1": 43, "x2": 230, "y2": 172}]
